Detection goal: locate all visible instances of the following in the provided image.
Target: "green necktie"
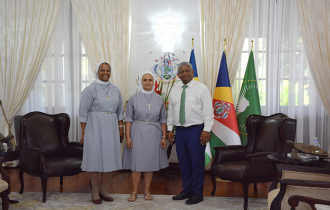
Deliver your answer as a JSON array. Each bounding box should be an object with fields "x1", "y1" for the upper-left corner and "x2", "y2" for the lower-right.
[{"x1": 179, "y1": 85, "x2": 188, "y2": 125}]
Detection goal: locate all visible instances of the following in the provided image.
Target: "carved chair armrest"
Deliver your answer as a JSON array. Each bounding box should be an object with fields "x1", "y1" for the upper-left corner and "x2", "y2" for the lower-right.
[
  {"x1": 212, "y1": 145, "x2": 249, "y2": 165},
  {"x1": 0, "y1": 158, "x2": 10, "y2": 184},
  {"x1": 63, "y1": 142, "x2": 83, "y2": 158},
  {"x1": 247, "y1": 151, "x2": 275, "y2": 159},
  {"x1": 271, "y1": 179, "x2": 330, "y2": 210},
  {"x1": 288, "y1": 195, "x2": 330, "y2": 210},
  {"x1": 19, "y1": 147, "x2": 45, "y2": 173}
]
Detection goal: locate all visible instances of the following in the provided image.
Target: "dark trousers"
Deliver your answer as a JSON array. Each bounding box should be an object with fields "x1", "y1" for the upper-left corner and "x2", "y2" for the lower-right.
[{"x1": 175, "y1": 124, "x2": 206, "y2": 195}]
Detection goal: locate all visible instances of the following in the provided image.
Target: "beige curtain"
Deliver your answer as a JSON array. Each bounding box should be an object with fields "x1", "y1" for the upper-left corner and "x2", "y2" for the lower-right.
[
  {"x1": 0, "y1": 0, "x2": 60, "y2": 134},
  {"x1": 201, "y1": 0, "x2": 254, "y2": 95},
  {"x1": 296, "y1": 0, "x2": 330, "y2": 116},
  {"x1": 71, "y1": 0, "x2": 131, "y2": 102}
]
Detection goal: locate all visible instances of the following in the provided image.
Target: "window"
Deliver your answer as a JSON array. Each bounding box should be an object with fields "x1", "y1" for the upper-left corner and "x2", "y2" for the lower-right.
[
  {"x1": 81, "y1": 43, "x2": 94, "y2": 91},
  {"x1": 233, "y1": 0, "x2": 312, "y2": 111}
]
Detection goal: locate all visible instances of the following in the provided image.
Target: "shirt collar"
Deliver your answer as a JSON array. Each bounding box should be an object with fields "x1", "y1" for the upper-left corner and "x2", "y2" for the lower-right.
[{"x1": 182, "y1": 79, "x2": 195, "y2": 88}]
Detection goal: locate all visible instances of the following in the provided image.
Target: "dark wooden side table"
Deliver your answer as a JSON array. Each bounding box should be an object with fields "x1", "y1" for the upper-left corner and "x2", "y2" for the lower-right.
[
  {"x1": 267, "y1": 153, "x2": 330, "y2": 190},
  {"x1": 0, "y1": 146, "x2": 20, "y2": 204},
  {"x1": 267, "y1": 153, "x2": 330, "y2": 168}
]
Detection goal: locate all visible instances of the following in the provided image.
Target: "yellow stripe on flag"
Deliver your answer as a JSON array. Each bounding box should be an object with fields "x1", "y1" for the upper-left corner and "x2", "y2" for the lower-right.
[
  {"x1": 193, "y1": 77, "x2": 199, "y2": 81},
  {"x1": 213, "y1": 87, "x2": 234, "y2": 103}
]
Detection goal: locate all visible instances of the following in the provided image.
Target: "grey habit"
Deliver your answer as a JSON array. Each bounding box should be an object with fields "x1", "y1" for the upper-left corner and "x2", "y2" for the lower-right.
[
  {"x1": 123, "y1": 91, "x2": 168, "y2": 172},
  {"x1": 79, "y1": 82, "x2": 124, "y2": 172}
]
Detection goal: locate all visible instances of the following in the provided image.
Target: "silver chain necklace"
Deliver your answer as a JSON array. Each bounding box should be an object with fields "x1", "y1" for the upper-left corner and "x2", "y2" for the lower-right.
[
  {"x1": 143, "y1": 93, "x2": 153, "y2": 110},
  {"x1": 100, "y1": 84, "x2": 110, "y2": 101}
]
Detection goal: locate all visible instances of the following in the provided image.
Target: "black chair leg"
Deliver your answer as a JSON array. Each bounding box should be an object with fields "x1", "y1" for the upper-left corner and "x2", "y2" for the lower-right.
[
  {"x1": 242, "y1": 182, "x2": 249, "y2": 210},
  {"x1": 254, "y1": 183, "x2": 258, "y2": 193},
  {"x1": 211, "y1": 172, "x2": 216, "y2": 196},
  {"x1": 2, "y1": 195, "x2": 9, "y2": 210},
  {"x1": 19, "y1": 171, "x2": 24, "y2": 194},
  {"x1": 41, "y1": 177, "x2": 48, "y2": 202}
]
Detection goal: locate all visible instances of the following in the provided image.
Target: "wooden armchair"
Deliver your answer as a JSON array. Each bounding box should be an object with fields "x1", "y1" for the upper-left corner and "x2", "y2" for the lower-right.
[
  {"x1": 14, "y1": 111, "x2": 83, "y2": 202},
  {"x1": 0, "y1": 158, "x2": 10, "y2": 210},
  {"x1": 211, "y1": 113, "x2": 297, "y2": 210},
  {"x1": 268, "y1": 164, "x2": 330, "y2": 210}
]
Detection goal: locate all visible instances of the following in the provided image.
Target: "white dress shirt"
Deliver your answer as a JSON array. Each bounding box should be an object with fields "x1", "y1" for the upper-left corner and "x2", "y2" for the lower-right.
[{"x1": 167, "y1": 79, "x2": 214, "y2": 132}]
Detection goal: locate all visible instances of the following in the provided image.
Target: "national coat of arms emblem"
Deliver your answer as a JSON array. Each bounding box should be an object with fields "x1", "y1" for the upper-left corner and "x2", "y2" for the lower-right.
[
  {"x1": 214, "y1": 101, "x2": 231, "y2": 119},
  {"x1": 152, "y1": 52, "x2": 179, "y2": 82}
]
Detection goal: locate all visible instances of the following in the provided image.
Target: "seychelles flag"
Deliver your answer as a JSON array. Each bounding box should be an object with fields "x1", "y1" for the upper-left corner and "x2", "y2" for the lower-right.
[
  {"x1": 189, "y1": 49, "x2": 199, "y2": 81},
  {"x1": 208, "y1": 52, "x2": 241, "y2": 160}
]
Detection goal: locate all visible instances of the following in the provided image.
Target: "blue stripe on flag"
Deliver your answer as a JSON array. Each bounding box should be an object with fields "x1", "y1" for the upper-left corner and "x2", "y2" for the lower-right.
[
  {"x1": 215, "y1": 52, "x2": 231, "y2": 88},
  {"x1": 189, "y1": 49, "x2": 199, "y2": 78}
]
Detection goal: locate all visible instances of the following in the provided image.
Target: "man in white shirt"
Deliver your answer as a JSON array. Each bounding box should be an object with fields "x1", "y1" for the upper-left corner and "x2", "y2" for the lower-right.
[{"x1": 168, "y1": 62, "x2": 214, "y2": 205}]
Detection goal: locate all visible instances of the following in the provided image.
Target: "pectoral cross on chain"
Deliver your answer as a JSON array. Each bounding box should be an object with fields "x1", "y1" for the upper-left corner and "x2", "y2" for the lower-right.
[
  {"x1": 105, "y1": 95, "x2": 110, "y2": 101},
  {"x1": 147, "y1": 103, "x2": 152, "y2": 110}
]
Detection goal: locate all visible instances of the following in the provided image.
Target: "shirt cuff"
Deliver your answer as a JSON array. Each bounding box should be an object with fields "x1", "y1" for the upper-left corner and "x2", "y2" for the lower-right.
[
  {"x1": 167, "y1": 125, "x2": 174, "y2": 132},
  {"x1": 203, "y1": 126, "x2": 212, "y2": 132}
]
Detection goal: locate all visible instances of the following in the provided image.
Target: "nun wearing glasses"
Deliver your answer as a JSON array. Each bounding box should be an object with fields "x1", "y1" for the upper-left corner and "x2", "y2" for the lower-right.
[
  {"x1": 123, "y1": 71, "x2": 168, "y2": 202},
  {"x1": 79, "y1": 61, "x2": 124, "y2": 204}
]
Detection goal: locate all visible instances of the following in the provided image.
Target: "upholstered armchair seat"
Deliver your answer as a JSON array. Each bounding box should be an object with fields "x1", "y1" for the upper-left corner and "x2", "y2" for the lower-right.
[
  {"x1": 212, "y1": 160, "x2": 249, "y2": 181},
  {"x1": 45, "y1": 157, "x2": 82, "y2": 175},
  {"x1": 268, "y1": 164, "x2": 330, "y2": 210},
  {"x1": 20, "y1": 147, "x2": 82, "y2": 177},
  {"x1": 14, "y1": 111, "x2": 83, "y2": 202},
  {"x1": 0, "y1": 180, "x2": 8, "y2": 192},
  {"x1": 0, "y1": 158, "x2": 10, "y2": 210},
  {"x1": 211, "y1": 114, "x2": 297, "y2": 210}
]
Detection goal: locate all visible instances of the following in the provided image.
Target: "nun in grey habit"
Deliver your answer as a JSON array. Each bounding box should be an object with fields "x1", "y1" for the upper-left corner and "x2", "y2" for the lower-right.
[
  {"x1": 123, "y1": 71, "x2": 168, "y2": 201},
  {"x1": 79, "y1": 62, "x2": 124, "y2": 204}
]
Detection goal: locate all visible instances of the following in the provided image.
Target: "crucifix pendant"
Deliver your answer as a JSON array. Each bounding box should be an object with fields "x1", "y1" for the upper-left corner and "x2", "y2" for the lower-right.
[
  {"x1": 105, "y1": 95, "x2": 110, "y2": 101},
  {"x1": 147, "y1": 103, "x2": 152, "y2": 110}
]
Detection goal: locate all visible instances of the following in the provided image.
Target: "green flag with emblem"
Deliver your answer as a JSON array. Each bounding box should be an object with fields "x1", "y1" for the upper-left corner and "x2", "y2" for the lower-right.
[{"x1": 236, "y1": 50, "x2": 261, "y2": 145}]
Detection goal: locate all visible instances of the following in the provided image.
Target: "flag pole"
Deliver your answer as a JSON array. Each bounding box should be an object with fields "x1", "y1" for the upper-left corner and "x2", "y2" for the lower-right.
[
  {"x1": 192, "y1": 38, "x2": 194, "y2": 48},
  {"x1": 224, "y1": 39, "x2": 227, "y2": 56},
  {"x1": 251, "y1": 40, "x2": 254, "y2": 52}
]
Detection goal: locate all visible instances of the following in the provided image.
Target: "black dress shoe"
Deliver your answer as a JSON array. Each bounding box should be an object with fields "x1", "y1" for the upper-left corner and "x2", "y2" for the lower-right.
[
  {"x1": 172, "y1": 191, "x2": 193, "y2": 200},
  {"x1": 185, "y1": 194, "x2": 203, "y2": 205}
]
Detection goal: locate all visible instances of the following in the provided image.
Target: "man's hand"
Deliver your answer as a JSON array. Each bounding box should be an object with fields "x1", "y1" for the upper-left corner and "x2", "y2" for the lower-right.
[
  {"x1": 200, "y1": 131, "x2": 210, "y2": 145},
  {"x1": 167, "y1": 132, "x2": 174, "y2": 145}
]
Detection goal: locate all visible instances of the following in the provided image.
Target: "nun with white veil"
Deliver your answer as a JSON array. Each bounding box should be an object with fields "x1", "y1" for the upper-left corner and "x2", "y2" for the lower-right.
[
  {"x1": 123, "y1": 71, "x2": 168, "y2": 202},
  {"x1": 79, "y1": 61, "x2": 124, "y2": 204}
]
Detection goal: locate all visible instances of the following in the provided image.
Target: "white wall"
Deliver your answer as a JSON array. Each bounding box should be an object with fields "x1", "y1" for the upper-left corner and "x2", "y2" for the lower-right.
[
  {"x1": 128, "y1": 0, "x2": 203, "y2": 162},
  {"x1": 128, "y1": 0, "x2": 202, "y2": 96}
]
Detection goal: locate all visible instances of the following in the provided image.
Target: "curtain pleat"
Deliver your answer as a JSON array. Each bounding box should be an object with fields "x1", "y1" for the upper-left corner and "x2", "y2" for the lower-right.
[
  {"x1": 71, "y1": 0, "x2": 131, "y2": 102},
  {"x1": 296, "y1": 0, "x2": 330, "y2": 116},
  {"x1": 201, "y1": 0, "x2": 254, "y2": 95},
  {"x1": 0, "y1": 0, "x2": 61, "y2": 134}
]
